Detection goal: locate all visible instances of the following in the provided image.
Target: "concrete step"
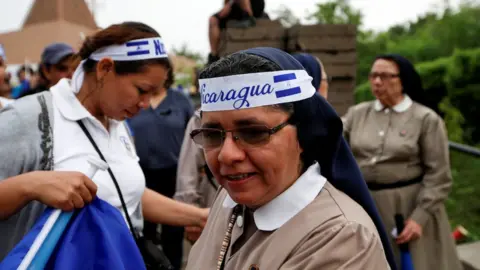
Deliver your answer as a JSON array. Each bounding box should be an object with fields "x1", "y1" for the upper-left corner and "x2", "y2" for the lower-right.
[{"x1": 457, "y1": 241, "x2": 480, "y2": 270}]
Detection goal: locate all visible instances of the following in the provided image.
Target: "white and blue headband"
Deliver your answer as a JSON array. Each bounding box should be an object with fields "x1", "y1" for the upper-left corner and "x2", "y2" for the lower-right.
[
  {"x1": 88, "y1": 37, "x2": 168, "y2": 61},
  {"x1": 72, "y1": 37, "x2": 168, "y2": 93},
  {"x1": 199, "y1": 70, "x2": 316, "y2": 111}
]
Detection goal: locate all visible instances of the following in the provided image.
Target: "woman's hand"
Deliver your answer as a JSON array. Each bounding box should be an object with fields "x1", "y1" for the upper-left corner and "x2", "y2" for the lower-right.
[
  {"x1": 185, "y1": 226, "x2": 203, "y2": 243},
  {"x1": 28, "y1": 171, "x2": 98, "y2": 211},
  {"x1": 185, "y1": 208, "x2": 209, "y2": 243},
  {"x1": 196, "y1": 208, "x2": 210, "y2": 228},
  {"x1": 396, "y1": 219, "x2": 423, "y2": 244}
]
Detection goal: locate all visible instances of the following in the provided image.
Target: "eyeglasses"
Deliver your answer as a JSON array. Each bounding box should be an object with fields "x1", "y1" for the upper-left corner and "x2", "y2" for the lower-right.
[
  {"x1": 190, "y1": 121, "x2": 290, "y2": 150},
  {"x1": 368, "y1": 72, "x2": 399, "y2": 81}
]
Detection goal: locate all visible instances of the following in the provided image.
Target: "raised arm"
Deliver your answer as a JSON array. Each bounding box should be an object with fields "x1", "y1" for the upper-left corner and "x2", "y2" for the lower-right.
[
  {"x1": 174, "y1": 114, "x2": 206, "y2": 206},
  {"x1": 142, "y1": 188, "x2": 208, "y2": 227}
]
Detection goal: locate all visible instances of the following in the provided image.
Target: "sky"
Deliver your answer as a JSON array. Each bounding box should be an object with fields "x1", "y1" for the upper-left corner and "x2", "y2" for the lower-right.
[{"x1": 0, "y1": 0, "x2": 462, "y2": 57}]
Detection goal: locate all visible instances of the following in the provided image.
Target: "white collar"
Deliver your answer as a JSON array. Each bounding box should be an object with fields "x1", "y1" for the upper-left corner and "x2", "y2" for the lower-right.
[
  {"x1": 51, "y1": 78, "x2": 120, "y2": 128},
  {"x1": 374, "y1": 95, "x2": 413, "y2": 113},
  {"x1": 51, "y1": 78, "x2": 93, "y2": 121},
  {"x1": 222, "y1": 162, "x2": 326, "y2": 231}
]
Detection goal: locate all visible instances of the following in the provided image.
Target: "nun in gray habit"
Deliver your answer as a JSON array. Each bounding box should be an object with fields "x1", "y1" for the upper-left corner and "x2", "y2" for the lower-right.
[{"x1": 343, "y1": 54, "x2": 462, "y2": 270}]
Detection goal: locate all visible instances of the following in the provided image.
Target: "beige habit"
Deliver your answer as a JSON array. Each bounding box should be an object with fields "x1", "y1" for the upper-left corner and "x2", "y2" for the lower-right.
[
  {"x1": 174, "y1": 111, "x2": 218, "y2": 208},
  {"x1": 342, "y1": 96, "x2": 462, "y2": 270},
  {"x1": 186, "y1": 163, "x2": 390, "y2": 270}
]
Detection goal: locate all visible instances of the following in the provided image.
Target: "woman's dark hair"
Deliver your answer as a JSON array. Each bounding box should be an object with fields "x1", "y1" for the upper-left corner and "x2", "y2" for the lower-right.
[
  {"x1": 199, "y1": 53, "x2": 294, "y2": 114},
  {"x1": 200, "y1": 53, "x2": 279, "y2": 78},
  {"x1": 164, "y1": 61, "x2": 175, "y2": 89},
  {"x1": 78, "y1": 21, "x2": 171, "y2": 75}
]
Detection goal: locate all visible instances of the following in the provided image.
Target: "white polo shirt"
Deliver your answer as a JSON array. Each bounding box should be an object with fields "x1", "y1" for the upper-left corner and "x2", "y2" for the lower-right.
[{"x1": 50, "y1": 79, "x2": 145, "y2": 230}]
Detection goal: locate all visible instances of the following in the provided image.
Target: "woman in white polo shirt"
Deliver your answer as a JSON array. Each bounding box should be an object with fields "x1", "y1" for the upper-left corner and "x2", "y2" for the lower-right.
[{"x1": 0, "y1": 22, "x2": 208, "y2": 263}]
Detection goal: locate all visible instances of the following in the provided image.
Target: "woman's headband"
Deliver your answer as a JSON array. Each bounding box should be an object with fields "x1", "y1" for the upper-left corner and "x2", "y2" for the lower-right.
[
  {"x1": 88, "y1": 37, "x2": 168, "y2": 61},
  {"x1": 71, "y1": 37, "x2": 168, "y2": 93},
  {"x1": 199, "y1": 70, "x2": 316, "y2": 112}
]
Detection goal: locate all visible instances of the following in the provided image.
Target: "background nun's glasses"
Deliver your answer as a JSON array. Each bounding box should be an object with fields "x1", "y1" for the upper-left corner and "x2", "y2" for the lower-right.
[
  {"x1": 368, "y1": 72, "x2": 400, "y2": 81},
  {"x1": 190, "y1": 121, "x2": 289, "y2": 150}
]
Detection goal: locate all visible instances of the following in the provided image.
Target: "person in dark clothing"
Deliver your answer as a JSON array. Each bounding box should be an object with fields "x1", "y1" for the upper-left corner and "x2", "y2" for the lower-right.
[
  {"x1": 11, "y1": 65, "x2": 33, "y2": 99},
  {"x1": 128, "y1": 65, "x2": 195, "y2": 270},
  {"x1": 19, "y1": 43, "x2": 75, "y2": 98},
  {"x1": 208, "y1": 0, "x2": 268, "y2": 64}
]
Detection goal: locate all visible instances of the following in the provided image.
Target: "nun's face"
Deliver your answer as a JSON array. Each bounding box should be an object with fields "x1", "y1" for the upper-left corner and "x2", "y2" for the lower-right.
[
  {"x1": 319, "y1": 70, "x2": 329, "y2": 99},
  {"x1": 201, "y1": 107, "x2": 303, "y2": 208},
  {"x1": 369, "y1": 59, "x2": 403, "y2": 106}
]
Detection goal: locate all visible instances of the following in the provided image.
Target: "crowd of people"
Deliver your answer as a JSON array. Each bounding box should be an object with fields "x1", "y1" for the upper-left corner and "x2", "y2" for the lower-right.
[{"x1": 0, "y1": 1, "x2": 463, "y2": 269}]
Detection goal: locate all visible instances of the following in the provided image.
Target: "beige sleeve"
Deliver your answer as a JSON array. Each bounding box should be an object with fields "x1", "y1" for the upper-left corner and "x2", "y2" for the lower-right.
[
  {"x1": 280, "y1": 221, "x2": 390, "y2": 270},
  {"x1": 341, "y1": 106, "x2": 354, "y2": 143},
  {"x1": 174, "y1": 114, "x2": 205, "y2": 206},
  {"x1": 410, "y1": 112, "x2": 452, "y2": 227}
]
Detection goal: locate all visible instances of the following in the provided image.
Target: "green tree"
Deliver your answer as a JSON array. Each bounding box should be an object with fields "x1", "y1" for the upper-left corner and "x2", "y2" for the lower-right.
[
  {"x1": 307, "y1": 0, "x2": 362, "y2": 29},
  {"x1": 356, "y1": 1, "x2": 480, "y2": 85},
  {"x1": 172, "y1": 43, "x2": 205, "y2": 63},
  {"x1": 307, "y1": 0, "x2": 369, "y2": 79}
]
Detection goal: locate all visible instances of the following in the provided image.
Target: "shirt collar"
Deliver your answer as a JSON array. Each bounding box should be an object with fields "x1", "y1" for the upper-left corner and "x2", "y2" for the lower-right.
[
  {"x1": 374, "y1": 95, "x2": 413, "y2": 113},
  {"x1": 51, "y1": 79, "x2": 122, "y2": 130},
  {"x1": 194, "y1": 109, "x2": 201, "y2": 118},
  {"x1": 222, "y1": 162, "x2": 326, "y2": 231},
  {"x1": 51, "y1": 78, "x2": 92, "y2": 121}
]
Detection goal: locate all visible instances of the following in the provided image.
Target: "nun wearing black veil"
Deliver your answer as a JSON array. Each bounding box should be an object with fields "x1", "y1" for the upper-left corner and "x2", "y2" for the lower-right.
[
  {"x1": 343, "y1": 54, "x2": 462, "y2": 270},
  {"x1": 185, "y1": 47, "x2": 395, "y2": 270}
]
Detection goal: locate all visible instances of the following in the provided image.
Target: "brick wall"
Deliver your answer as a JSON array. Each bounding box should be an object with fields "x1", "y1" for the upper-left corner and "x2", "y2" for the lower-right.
[{"x1": 217, "y1": 20, "x2": 356, "y2": 116}]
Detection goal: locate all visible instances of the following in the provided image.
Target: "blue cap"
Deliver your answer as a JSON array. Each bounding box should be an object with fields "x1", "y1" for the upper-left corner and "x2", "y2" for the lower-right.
[{"x1": 41, "y1": 43, "x2": 75, "y2": 65}]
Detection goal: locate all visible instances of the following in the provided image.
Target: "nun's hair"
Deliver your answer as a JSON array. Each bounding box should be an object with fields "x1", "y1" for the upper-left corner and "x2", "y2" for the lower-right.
[{"x1": 199, "y1": 53, "x2": 294, "y2": 114}]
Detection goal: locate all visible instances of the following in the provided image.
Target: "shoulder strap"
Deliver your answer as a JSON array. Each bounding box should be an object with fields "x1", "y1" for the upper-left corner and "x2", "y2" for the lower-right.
[{"x1": 76, "y1": 120, "x2": 139, "y2": 240}]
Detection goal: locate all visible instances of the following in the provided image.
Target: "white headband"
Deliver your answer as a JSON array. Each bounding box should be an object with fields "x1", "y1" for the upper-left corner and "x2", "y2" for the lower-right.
[
  {"x1": 90, "y1": 37, "x2": 168, "y2": 61},
  {"x1": 71, "y1": 37, "x2": 168, "y2": 93},
  {"x1": 199, "y1": 70, "x2": 316, "y2": 111}
]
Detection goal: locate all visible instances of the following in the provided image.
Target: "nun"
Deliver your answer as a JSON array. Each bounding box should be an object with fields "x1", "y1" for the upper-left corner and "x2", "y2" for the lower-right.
[
  {"x1": 342, "y1": 54, "x2": 462, "y2": 270},
  {"x1": 292, "y1": 53, "x2": 329, "y2": 99},
  {"x1": 185, "y1": 48, "x2": 396, "y2": 270}
]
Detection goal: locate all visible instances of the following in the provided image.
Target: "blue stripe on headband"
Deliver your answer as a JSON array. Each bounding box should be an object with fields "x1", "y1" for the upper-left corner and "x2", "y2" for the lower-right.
[
  {"x1": 273, "y1": 73, "x2": 296, "y2": 83},
  {"x1": 273, "y1": 73, "x2": 301, "y2": 98},
  {"x1": 126, "y1": 40, "x2": 149, "y2": 47},
  {"x1": 276, "y1": 87, "x2": 301, "y2": 98},
  {"x1": 127, "y1": 50, "x2": 150, "y2": 56},
  {"x1": 126, "y1": 40, "x2": 151, "y2": 56}
]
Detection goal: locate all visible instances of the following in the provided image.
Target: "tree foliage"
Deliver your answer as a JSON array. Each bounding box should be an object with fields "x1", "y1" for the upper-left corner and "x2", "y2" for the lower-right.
[
  {"x1": 309, "y1": 0, "x2": 480, "y2": 236},
  {"x1": 171, "y1": 43, "x2": 204, "y2": 63}
]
